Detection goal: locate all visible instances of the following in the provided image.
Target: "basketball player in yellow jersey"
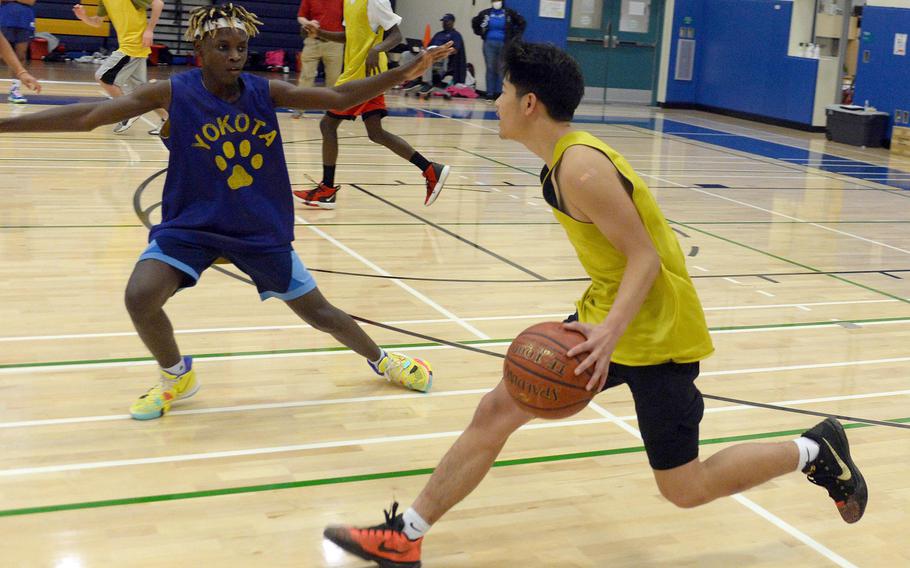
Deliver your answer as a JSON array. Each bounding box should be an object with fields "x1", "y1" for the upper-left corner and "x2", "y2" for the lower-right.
[
  {"x1": 74, "y1": 0, "x2": 168, "y2": 134},
  {"x1": 293, "y1": 0, "x2": 450, "y2": 209},
  {"x1": 324, "y1": 42, "x2": 868, "y2": 568}
]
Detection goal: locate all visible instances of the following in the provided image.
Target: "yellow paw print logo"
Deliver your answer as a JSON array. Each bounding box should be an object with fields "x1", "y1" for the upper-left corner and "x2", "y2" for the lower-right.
[{"x1": 214, "y1": 140, "x2": 263, "y2": 190}]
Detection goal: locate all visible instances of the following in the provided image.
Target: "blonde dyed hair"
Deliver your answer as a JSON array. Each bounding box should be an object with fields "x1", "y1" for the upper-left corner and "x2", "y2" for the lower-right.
[{"x1": 185, "y1": 3, "x2": 262, "y2": 41}]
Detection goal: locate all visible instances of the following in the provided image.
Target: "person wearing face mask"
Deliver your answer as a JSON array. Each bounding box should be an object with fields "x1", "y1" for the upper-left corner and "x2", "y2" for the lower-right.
[{"x1": 471, "y1": 0, "x2": 524, "y2": 100}]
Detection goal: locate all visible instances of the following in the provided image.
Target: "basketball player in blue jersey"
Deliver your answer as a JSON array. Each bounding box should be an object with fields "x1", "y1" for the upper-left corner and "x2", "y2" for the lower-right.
[{"x1": 0, "y1": 4, "x2": 454, "y2": 420}]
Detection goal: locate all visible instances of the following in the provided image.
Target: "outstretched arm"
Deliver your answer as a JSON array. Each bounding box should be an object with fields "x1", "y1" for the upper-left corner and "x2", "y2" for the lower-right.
[
  {"x1": 0, "y1": 81, "x2": 170, "y2": 133},
  {"x1": 73, "y1": 4, "x2": 104, "y2": 27},
  {"x1": 271, "y1": 42, "x2": 453, "y2": 111}
]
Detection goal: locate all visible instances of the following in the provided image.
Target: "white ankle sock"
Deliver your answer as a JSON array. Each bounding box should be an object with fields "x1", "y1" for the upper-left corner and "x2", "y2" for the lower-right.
[
  {"x1": 794, "y1": 437, "x2": 820, "y2": 471},
  {"x1": 402, "y1": 507, "x2": 430, "y2": 541},
  {"x1": 162, "y1": 359, "x2": 187, "y2": 376},
  {"x1": 370, "y1": 348, "x2": 387, "y2": 366},
  {"x1": 11, "y1": 80, "x2": 20, "y2": 92}
]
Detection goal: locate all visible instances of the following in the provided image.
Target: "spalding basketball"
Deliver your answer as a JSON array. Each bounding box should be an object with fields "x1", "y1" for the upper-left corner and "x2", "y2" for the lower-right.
[{"x1": 503, "y1": 322, "x2": 596, "y2": 419}]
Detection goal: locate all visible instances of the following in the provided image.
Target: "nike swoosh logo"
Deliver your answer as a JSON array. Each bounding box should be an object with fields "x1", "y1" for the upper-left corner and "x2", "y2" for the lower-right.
[
  {"x1": 378, "y1": 542, "x2": 409, "y2": 555},
  {"x1": 824, "y1": 439, "x2": 852, "y2": 481}
]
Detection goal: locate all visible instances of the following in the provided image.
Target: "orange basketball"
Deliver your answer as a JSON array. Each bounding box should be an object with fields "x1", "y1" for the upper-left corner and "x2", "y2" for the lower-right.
[{"x1": 503, "y1": 322, "x2": 596, "y2": 419}]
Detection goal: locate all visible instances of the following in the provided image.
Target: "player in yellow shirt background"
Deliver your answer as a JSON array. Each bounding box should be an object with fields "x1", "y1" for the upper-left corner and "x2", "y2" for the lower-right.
[
  {"x1": 294, "y1": 0, "x2": 450, "y2": 209},
  {"x1": 73, "y1": 0, "x2": 168, "y2": 134}
]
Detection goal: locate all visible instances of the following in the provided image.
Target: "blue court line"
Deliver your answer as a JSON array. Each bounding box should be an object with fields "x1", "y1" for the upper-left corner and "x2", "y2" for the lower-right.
[{"x1": 9, "y1": 95, "x2": 909, "y2": 190}]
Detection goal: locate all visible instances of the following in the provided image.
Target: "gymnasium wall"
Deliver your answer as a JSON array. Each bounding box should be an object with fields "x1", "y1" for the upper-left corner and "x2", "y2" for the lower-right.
[
  {"x1": 395, "y1": 0, "x2": 570, "y2": 94},
  {"x1": 852, "y1": 5, "x2": 910, "y2": 137},
  {"x1": 663, "y1": 0, "x2": 819, "y2": 127}
]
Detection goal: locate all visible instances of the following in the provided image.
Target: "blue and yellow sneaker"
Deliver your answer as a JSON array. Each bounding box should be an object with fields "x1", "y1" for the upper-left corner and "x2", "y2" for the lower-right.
[
  {"x1": 369, "y1": 352, "x2": 433, "y2": 393},
  {"x1": 130, "y1": 356, "x2": 200, "y2": 420},
  {"x1": 8, "y1": 87, "x2": 26, "y2": 104}
]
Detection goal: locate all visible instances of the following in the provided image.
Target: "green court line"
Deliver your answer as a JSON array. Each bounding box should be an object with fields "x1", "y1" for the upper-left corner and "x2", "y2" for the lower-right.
[
  {"x1": 672, "y1": 221, "x2": 910, "y2": 306},
  {"x1": 5, "y1": 315, "x2": 910, "y2": 371},
  {"x1": 0, "y1": 339, "x2": 505, "y2": 371},
  {"x1": 2, "y1": 418, "x2": 906, "y2": 518}
]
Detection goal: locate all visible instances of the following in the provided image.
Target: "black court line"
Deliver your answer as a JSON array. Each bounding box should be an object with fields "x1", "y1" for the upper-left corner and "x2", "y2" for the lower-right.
[
  {"x1": 881, "y1": 272, "x2": 903, "y2": 279},
  {"x1": 672, "y1": 227, "x2": 690, "y2": 238},
  {"x1": 349, "y1": 183, "x2": 547, "y2": 280},
  {"x1": 758, "y1": 275, "x2": 779, "y2": 283},
  {"x1": 355, "y1": 319, "x2": 910, "y2": 430},
  {"x1": 130, "y1": 168, "x2": 909, "y2": 431},
  {"x1": 688, "y1": 246, "x2": 699, "y2": 257}
]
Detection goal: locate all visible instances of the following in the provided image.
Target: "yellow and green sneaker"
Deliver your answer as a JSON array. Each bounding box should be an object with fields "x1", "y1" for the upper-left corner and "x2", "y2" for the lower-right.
[
  {"x1": 369, "y1": 352, "x2": 433, "y2": 393},
  {"x1": 130, "y1": 356, "x2": 200, "y2": 420}
]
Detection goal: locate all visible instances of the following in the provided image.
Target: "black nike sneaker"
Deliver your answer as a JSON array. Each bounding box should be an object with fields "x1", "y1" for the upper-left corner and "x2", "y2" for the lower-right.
[
  {"x1": 323, "y1": 502, "x2": 422, "y2": 567},
  {"x1": 801, "y1": 417, "x2": 868, "y2": 523}
]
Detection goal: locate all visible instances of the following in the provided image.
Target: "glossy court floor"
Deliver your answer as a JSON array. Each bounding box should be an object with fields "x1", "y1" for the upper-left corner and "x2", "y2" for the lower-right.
[{"x1": 1, "y1": 63, "x2": 909, "y2": 567}]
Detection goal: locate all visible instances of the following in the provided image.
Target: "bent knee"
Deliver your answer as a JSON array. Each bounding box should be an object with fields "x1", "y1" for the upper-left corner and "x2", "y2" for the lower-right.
[
  {"x1": 320, "y1": 116, "x2": 339, "y2": 135},
  {"x1": 656, "y1": 479, "x2": 712, "y2": 509},
  {"x1": 470, "y1": 386, "x2": 532, "y2": 432},
  {"x1": 124, "y1": 284, "x2": 162, "y2": 316}
]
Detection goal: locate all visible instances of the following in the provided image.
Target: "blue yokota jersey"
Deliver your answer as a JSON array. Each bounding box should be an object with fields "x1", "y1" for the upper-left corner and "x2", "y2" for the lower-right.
[{"x1": 151, "y1": 69, "x2": 293, "y2": 252}]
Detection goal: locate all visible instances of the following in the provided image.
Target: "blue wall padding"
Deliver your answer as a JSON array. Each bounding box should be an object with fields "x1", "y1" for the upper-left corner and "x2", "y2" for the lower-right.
[
  {"x1": 853, "y1": 6, "x2": 910, "y2": 138},
  {"x1": 666, "y1": 0, "x2": 818, "y2": 125}
]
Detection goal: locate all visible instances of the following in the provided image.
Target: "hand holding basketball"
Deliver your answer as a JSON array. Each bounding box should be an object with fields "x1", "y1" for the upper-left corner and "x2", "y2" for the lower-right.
[
  {"x1": 503, "y1": 322, "x2": 598, "y2": 419},
  {"x1": 563, "y1": 320, "x2": 618, "y2": 392}
]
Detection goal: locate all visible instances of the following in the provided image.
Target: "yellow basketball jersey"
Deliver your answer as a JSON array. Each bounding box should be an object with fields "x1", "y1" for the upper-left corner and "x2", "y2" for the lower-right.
[
  {"x1": 98, "y1": 0, "x2": 151, "y2": 58},
  {"x1": 336, "y1": 0, "x2": 387, "y2": 86},
  {"x1": 545, "y1": 131, "x2": 714, "y2": 366}
]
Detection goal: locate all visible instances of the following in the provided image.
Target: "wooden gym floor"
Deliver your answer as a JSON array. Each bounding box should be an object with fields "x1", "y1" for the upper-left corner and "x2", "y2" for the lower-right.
[{"x1": 1, "y1": 62, "x2": 909, "y2": 567}]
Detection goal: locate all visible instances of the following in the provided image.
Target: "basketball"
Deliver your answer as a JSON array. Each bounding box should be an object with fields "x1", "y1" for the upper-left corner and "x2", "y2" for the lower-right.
[{"x1": 503, "y1": 322, "x2": 596, "y2": 419}]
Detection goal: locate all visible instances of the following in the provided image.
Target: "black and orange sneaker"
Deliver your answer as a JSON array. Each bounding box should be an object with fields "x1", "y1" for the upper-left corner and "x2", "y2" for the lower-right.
[
  {"x1": 324, "y1": 502, "x2": 423, "y2": 568},
  {"x1": 293, "y1": 182, "x2": 339, "y2": 209},
  {"x1": 801, "y1": 417, "x2": 868, "y2": 523},
  {"x1": 422, "y1": 162, "x2": 449, "y2": 206}
]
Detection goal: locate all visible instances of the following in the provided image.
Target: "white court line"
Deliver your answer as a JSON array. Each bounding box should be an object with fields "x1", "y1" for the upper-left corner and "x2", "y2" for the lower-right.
[
  {"x1": 584, "y1": 402, "x2": 859, "y2": 568},
  {"x1": 688, "y1": 187, "x2": 910, "y2": 256},
  {"x1": 297, "y1": 216, "x2": 489, "y2": 340},
  {"x1": 3, "y1": 356, "x2": 910, "y2": 430},
  {"x1": 757, "y1": 290, "x2": 776, "y2": 298},
  {"x1": 406, "y1": 106, "x2": 500, "y2": 133},
  {"x1": 723, "y1": 277, "x2": 742, "y2": 284},
  {"x1": 692, "y1": 265, "x2": 709, "y2": 272},
  {"x1": 1, "y1": 356, "x2": 908, "y2": 478},
  {"x1": 0, "y1": 313, "x2": 569, "y2": 343},
  {"x1": 642, "y1": 171, "x2": 910, "y2": 257},
  {"x1": 0, "y1": 298, "x2": 902, "y2": 343}
]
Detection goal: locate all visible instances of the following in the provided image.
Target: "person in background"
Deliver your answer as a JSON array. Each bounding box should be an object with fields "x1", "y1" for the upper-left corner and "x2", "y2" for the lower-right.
[
  {"x1": 0, "y1": 0, "x2": 36, "y2": 103},
  {"x1": 428, "y1": 13, "x2": 465, "y2": 85},
  {"x1": 73, "y1": 0, "x2": 169, "y2": 135},
  {"x1": 293, "y1": 0, "x2": 344, "y2": 119},
  {"x1": 471, "y1": 0, "x2": 524, "y2": 100},
  {"x1": 0, "y1": 30, "x2": 39, "y2": 93}
]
